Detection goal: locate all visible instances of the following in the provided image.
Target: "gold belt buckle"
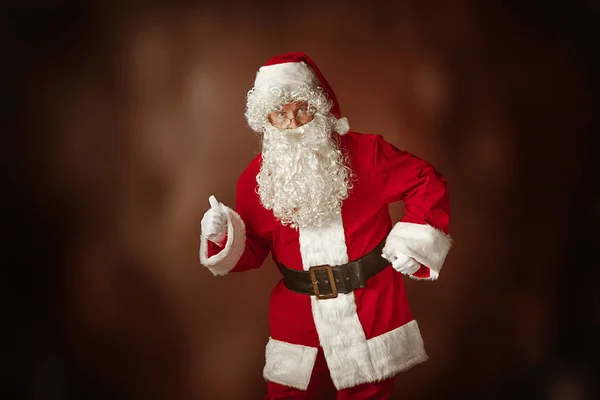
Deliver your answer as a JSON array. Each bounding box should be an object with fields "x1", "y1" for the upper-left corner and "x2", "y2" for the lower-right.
[{"x1": 309, "y1": 265, "x2": 338, "y2": 300}]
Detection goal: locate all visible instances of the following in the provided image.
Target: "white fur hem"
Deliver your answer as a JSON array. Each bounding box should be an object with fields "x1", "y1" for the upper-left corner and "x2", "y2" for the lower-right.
[
  {"x1": 323, "y1": 320, "x2": 427, "y2": 390},
  {"x1": 299, "y1": 214, "x2": 373, "y2": 390},
  {"x1": 312, "y1": 292, "x2": 370, "y2": 389},
  {"x1": 254, "y1": 62, "x2": 319, "y2": 91},
  {"x1": 297, "y1": 217, "x2": 430, "y2": 389},
  {"x1": 299, "y1": 215, "x2": 425, "y2": 390},
  {"x1": 383, "y1": 222, "x2": 452, "y2": 280},
  {"x1": 263, "y1": 338, "x2": 318, "y2": 391},
  {"x1": 328, "y1": 319, "x2": 428, "y2": 389},
  {"x1": 263, "y1": 321, "x2": 428, "y2": 391},
  {"x1": 199, "y1": 205, "x2": 245, "y2": 276},
  {"x1": 366, "y1": 320, "x2": 428, "y2": 383}
]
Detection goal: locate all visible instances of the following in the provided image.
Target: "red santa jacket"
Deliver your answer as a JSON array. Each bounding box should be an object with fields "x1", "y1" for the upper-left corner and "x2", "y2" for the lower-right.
[{"x1": 200, "y1": 132, "x2": 452, "y2": 390}]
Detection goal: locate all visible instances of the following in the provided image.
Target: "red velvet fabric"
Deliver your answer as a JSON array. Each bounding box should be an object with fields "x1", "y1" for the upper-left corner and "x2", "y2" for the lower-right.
[{"x1": 218, "y1": 132, "x2": 450, "y2": 344}]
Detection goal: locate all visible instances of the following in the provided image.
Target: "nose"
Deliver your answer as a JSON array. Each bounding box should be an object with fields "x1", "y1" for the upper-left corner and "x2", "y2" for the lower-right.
[{"x1": 288, "y1": 117, "x2": 299, "y2": 129}]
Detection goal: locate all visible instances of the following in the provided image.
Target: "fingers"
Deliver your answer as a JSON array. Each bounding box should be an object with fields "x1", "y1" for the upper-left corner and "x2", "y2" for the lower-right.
[
  {"x1": 204, "y1": 224, "x2": 226, "y2": 243},
  {"x1": 404, "y1": 261, "x2": 420, "y2": 275},
  {"x1": 391, "y1": 255, "x2": 411, "y2": 271},
  {"x1": 381, "y1": 252, "x2": 395, "y2": 263},
  {"x1": 201, "y1": 195, "x2": 228, "y2": 245},
  {"x1": 201, "y1": 206, "x2": 226, "y2": 239},
  {"x1": 381, "y1": 246, "x2": 395, "y2": 261},
  {"x1": 204, "y1": 213, "x2": 224, "y2": 236},
  {"x1": 204, "y1": 225, "x2": 220, "y2": 238},
  {"x1": 390, "y1": 253, "x2": 420, "y2": 275}
]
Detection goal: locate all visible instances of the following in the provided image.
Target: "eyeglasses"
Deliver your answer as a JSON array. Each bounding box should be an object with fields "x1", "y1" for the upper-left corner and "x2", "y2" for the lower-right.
[{"x1": 269, "y1": 105, "x2": 315, "y2": 128}]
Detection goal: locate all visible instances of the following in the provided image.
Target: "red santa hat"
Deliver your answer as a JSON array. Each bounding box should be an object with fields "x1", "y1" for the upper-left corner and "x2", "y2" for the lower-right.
[{"x1": 245, "y1": 52, "x2": 350, "y2": 135}]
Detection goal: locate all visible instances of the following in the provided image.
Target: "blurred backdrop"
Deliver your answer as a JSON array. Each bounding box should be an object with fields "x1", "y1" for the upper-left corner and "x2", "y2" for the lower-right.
[{"x1": 2, "y1": 1, "x2": 599, "y2": 399}]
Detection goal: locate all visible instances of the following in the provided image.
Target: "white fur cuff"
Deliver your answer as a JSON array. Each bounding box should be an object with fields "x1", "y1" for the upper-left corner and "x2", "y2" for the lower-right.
[
  {"x1": 263, "y1": 338, "x2": 318, "y2": 390},
  {"x1": 384, "y1": 222, "x2": 452, "y2": 280},
  {"x1": 199, "y1": 205, "x2": 245, "y2": 276}
]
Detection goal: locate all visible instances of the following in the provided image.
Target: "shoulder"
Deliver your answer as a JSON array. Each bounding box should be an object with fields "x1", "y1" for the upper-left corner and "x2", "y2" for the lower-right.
[
  {"x1": 340, "y1": 131, "x2": 383, "y2": 147},
  {"x1": 340, "y1": 131, "x2": 398, "y2": 152},
  {"x1": 340, "y1": 132, "x2": 402, "y2": 162},
  {"x1": 237, "y1": 153, "x2": 262, "y2": 192}
]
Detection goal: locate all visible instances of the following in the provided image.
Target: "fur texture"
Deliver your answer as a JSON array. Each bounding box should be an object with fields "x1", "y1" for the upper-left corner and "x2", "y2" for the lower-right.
[
  {"x1": 254, "y1": 62, "x2": 320, "y2": 91},
  {"x1": 298, "y1": 212, "x2": 349, "y2": 271},
  {"x1": 246, "y1": 61, "x2": 350, "y2": 135},
  {"x1": 300, "y1": 213, "x2": 374, "y2": 389},
  {"x1": 297, "y1": 214, "x2": 370, "y2": 389},
  {"x1": 366, "y1": 320, "x2": 428, "y2": 381},
  {"x1": 257, "y1": 115, "x2": 351, "y2": 229},
  {"x1": 199, "y1": 205, "x2": 246, "y2": 276},
  {"x1": 311, "y1": 292, "x2": 373, "y2": 389},
  {"x1": 384, "y1": 222, "x2": 453, "y2": 280},
  {"x1": 263, "y1": 337, "x2": 318, "y2": 391},
  {"x1": 334, "y1": 116, "x2": 350, "y2": 135}
]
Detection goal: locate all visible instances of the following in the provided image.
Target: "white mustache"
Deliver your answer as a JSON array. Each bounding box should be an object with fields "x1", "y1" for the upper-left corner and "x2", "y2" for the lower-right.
[{"x1": 271, "y1": 122, "x2": 312, "y2": 136}]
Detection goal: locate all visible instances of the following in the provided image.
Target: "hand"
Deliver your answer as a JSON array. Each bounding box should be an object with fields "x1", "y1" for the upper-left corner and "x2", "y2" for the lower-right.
[
  {"x1": 382, "y1": 250, "x2": 420, "y2": 276},
  {"x1": 201, "y1": 195, "x2": 227, "y2": 245}
]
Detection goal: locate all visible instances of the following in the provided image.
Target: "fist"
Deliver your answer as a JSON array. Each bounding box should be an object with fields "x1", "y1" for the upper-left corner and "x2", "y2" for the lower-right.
[
  {"x1": 201, "y1": 195, "x2": 227, "y2": 245},
  {"x1": 382, "y1": 249, "x2": 420, "y2": 276}
]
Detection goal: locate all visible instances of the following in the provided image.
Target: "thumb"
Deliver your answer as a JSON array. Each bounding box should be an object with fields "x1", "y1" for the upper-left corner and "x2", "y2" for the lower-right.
[{"x1": 208, "y1": 195, "x2": 223, "y2": 213}]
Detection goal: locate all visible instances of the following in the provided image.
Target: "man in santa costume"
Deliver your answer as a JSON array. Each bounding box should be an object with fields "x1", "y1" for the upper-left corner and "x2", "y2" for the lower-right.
[{"x1": 199, "y1": 52, "x2": 452, "y2": 399}]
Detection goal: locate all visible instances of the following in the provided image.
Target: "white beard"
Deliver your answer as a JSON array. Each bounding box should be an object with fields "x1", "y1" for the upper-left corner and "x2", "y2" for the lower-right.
[{"x1": 257, "y1": 113, "x2": 351, "y2": 229}]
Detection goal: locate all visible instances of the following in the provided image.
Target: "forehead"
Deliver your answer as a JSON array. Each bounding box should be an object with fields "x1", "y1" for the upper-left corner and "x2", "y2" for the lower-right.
[{"x1": 276, "y1": 101, "x2": 309, "y2": 110}]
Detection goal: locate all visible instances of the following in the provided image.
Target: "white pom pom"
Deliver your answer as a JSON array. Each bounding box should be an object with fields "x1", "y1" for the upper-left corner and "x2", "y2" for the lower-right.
[{"x1": 334, "y1": 117, "x2": 350, "y2": 135}]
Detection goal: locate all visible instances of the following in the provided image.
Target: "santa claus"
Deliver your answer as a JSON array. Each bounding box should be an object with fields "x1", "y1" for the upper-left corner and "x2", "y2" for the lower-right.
[{"x1": 199, "y1": 52, "x2": 452, "y2": 399}]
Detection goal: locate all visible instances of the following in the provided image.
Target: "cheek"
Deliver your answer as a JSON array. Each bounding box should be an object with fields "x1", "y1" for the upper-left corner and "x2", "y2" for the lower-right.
[
  {"x1": 299, "y1": 114, "x2": 314, "y2": 124},
  {"x1": 267, "y1": 114, "x2": 282, "y2": 127}
]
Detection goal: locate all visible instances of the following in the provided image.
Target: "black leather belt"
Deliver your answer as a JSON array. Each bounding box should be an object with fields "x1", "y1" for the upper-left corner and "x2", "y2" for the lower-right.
[{"x1": 275, "y1": 239, "x2": 389, "y2": 300}]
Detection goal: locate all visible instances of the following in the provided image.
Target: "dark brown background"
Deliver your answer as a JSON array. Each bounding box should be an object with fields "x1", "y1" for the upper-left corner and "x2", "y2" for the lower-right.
[{"x1": 3, "y1": 1, "x2": 599, "y2": 399}]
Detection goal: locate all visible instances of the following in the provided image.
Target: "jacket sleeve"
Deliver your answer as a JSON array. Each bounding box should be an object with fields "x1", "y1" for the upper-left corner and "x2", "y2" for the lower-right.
[
  {"x1": 199, "y1": 172, "x2": 271, "y2": 276},
  {"x1": 374, "y1": 135, "x2": 452, "y2": 280}
]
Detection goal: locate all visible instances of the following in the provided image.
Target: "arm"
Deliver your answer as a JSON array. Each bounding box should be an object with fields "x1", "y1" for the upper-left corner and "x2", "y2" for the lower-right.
[
  {"x1": 374, "y1": 135, "x2": 452, "y2": 280},
  {"x1": 199, "y1": 175, "x2": 271, "y2": 276}
]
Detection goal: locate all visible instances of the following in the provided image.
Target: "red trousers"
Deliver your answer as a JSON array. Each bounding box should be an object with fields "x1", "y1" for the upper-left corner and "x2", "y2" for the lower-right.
[{"x1": 264, "y1": 348, "x2": 395, "y2": 399}]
